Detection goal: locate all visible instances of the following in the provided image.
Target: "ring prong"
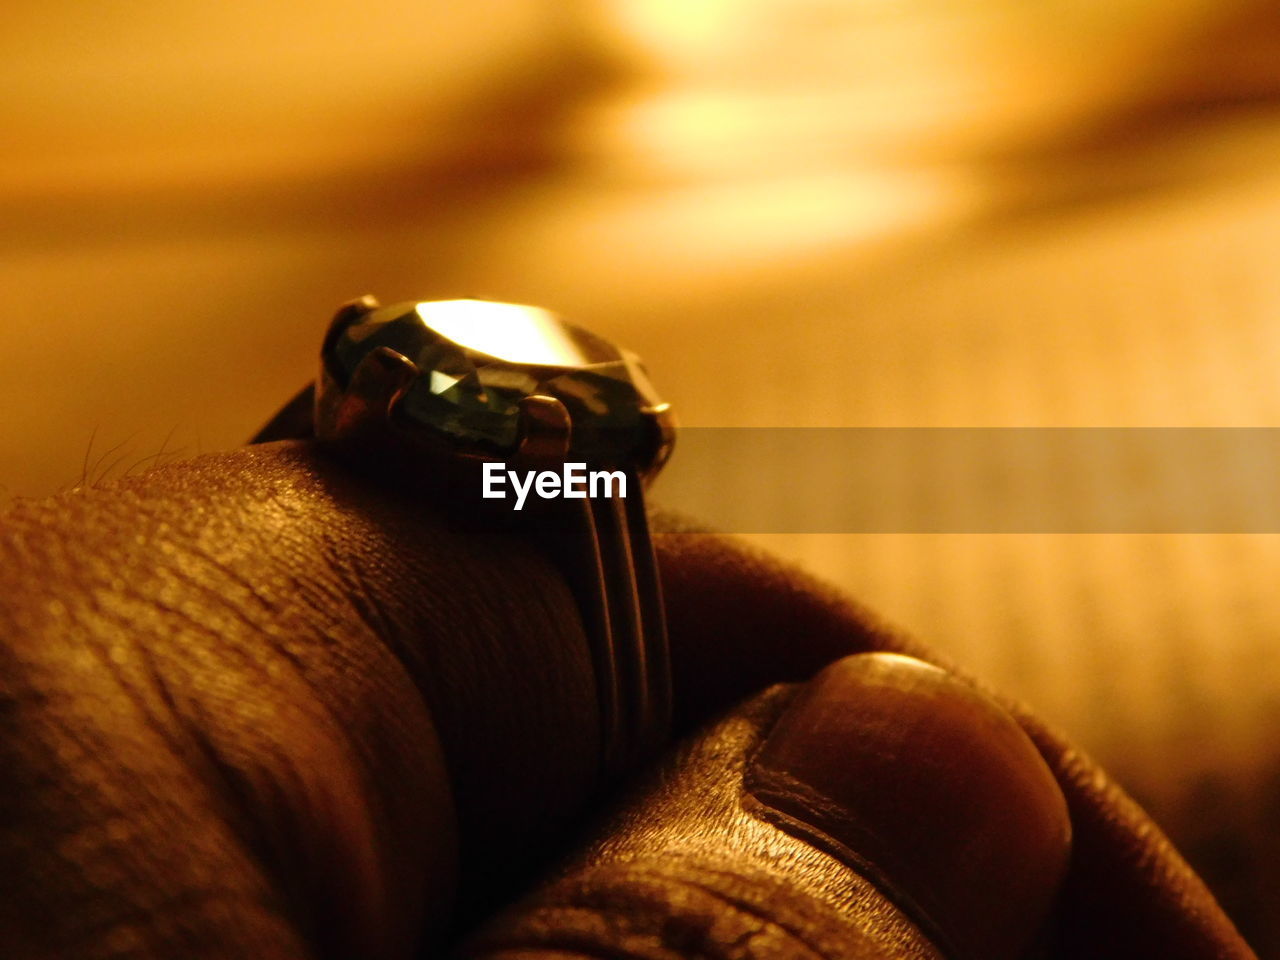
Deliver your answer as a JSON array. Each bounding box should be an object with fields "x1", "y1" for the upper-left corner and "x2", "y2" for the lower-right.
[
  {"x1": 517, "y1": 394, "x2": 572, "y2": 465},
  {"x1": 331, "y1": 346, "x2": 419, "y2": 435},
  {"x1": 639, "y1": 402, "x2": 676, "y2": 483},
  {"x1": 322, "y1": 294, "x2": 381, "y2": 359}
]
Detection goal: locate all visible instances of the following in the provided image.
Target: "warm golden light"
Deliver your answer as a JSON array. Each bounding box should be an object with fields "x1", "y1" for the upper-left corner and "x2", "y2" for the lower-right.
[
  {"x1": 3, "y1": 0, "x2": 1280, "y2": 951},
  {"x1": 415, "y1": 300, "x2": 585, "y2": 366}
]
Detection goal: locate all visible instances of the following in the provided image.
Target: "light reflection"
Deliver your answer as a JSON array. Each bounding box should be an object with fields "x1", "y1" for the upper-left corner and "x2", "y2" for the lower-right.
[{"x1": 415, "y1": 299, "x2": 585, "y2": 366}]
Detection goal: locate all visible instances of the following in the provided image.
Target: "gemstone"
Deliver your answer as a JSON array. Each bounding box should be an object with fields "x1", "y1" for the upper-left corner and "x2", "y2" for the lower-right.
[{"x1": 327, "y1": 299, "x2": 664, "y2": 467}]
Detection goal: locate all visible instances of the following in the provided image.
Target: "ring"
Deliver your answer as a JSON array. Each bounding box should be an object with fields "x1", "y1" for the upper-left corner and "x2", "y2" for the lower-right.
[{"x1": 252, "y1": 296, "x2": 676, "y2": 779}]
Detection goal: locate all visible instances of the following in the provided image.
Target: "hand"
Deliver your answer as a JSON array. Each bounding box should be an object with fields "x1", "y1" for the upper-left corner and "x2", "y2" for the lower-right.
[{"x1": 0, "y1": 443, "x2": 1253, "y2": 958}]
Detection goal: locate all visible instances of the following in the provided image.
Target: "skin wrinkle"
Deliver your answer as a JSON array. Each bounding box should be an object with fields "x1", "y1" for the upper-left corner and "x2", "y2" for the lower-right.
[
  {"x1": 646, "y1": 870, "x2": 843, "y2": 958},
  {"x1": 0, "y1": 655, "x2": 312, "y2": 957},
  {"x1": 77, "y1": 538, "x2": 351, "y2": 766},
  {"x1": 740, "y1": 770, "x2": 940, "y2": 945},
  {"x1": 481, "y1": 951, "x2": 635, "y2": 960},
  {"x1": 197, "y1": 537, "x2": 446, "y2": 955},
  {"x1": 473, "y1": 872, "x2": 838, "y2": 960},
  {"x1": 161, "y1": 665, "x2": 352, "y2": 956},
  {"x1": 142, "y1": 469, "x2": 387, "y2": 730},
  {"x1": 337, "y1": 557, "x2": 401, "y2": 644},
  {"x1": 76, "y1": 605, "x2": 336, "y2": 950},
  {"x1": 83, "y1": 631, "x2": 209, "y2": 802}
]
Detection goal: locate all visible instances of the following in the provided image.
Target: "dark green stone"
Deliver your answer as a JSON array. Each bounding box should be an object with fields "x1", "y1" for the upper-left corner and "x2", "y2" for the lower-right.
[{"x1": 328, "y1": 299, "x2": 661, "y2": 465}]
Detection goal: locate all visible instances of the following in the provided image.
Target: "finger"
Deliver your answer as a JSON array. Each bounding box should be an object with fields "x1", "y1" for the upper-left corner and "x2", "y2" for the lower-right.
[
  {"x1": 2, "y1": 444, "x2": 1250, "y2": 958},
  {"x1": 0, "y1": 441, "x2": 603, "y2": 956},
  {"x1": 464, "y1": 653, "x2": 1071, "y2": 960},
  {"x1": 652, "y1": 525, "x2": 1256, "y2": 958}
]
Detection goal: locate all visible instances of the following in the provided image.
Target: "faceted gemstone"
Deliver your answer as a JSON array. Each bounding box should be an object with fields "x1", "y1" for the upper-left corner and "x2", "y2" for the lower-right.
[{"x1": 327, "y1": 299, "x2": 663, "y2": 467}]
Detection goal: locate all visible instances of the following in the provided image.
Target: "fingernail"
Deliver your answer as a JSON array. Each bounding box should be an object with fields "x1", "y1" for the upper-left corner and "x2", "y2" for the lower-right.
[{"x1": 746, "y1": 653, "x2": 1071, "y2": 960}]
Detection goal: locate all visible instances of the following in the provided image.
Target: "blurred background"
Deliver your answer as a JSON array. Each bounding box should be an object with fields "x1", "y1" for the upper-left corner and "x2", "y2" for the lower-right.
[{"x1": 4, "y1": 0, "x2": 1280, "y2": 951}]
